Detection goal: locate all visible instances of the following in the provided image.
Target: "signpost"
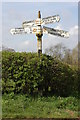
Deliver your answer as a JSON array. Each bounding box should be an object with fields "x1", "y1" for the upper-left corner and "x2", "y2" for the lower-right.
[{"x1": 10, "y1": 11, "x2": 69, "y2": 57}]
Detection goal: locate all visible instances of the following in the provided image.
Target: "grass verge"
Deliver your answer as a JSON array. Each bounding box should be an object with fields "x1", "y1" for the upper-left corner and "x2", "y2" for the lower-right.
[{"x1": 2, "y1": 94, "x2": 79, "y2": 118}]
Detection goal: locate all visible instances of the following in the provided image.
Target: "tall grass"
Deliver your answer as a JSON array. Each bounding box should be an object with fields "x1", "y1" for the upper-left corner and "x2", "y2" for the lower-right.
[{"x1": 2, "y1": 94, "x2": 78, "y2": 118}]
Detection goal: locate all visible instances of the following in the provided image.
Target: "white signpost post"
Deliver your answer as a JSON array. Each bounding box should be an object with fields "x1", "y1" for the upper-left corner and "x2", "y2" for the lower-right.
[{"x1": 10, "y1": 11, "x2": 69, "y2": 57}]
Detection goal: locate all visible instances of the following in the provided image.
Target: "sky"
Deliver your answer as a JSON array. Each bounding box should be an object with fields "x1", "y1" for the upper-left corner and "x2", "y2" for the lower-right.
[{"x1": 2, "y1": 2, "x2": 78, "y2": 53}]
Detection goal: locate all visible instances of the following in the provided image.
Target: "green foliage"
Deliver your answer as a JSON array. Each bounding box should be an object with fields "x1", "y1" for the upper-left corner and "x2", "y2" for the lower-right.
[
  {"x1": 2, "y1": 94, "x2": 78, "y2": 118},
  {"x1": 2, "y1": 51, "x2": 78, "y2": 97}
]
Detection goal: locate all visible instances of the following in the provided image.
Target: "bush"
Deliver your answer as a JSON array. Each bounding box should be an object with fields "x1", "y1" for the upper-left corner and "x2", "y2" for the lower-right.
[{"x1": 2, "y1": 51, "x2": 78, "y2": 97}]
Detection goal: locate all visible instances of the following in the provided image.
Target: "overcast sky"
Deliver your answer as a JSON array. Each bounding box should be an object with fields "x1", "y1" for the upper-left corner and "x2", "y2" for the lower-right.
[{"x1": 2, "y1": 2, "x2": 78, "y2": 53}]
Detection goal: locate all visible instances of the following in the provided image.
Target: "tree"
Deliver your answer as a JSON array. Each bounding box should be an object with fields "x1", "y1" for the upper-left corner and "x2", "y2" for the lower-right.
[
  {"x1": 2, "y1": 45, "x2": 15, "y2": 52},
  {"x1": 63, "y1": 49, "x2": 72, "y2": 65},
  {"x1": 45, "y1": 43, "x2": 66, "y2": 60},
  {"x1": 71, "y1": 45, "x2": 78, "y2": 66},
  {"x1": 45, "y1": 43, "x2": 78, "y2": 66}
]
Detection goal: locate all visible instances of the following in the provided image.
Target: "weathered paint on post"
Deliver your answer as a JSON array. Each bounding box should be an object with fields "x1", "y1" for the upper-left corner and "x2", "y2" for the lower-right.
[{"x1": 36, "y1": 11, "x2": 43, "y2": 57}]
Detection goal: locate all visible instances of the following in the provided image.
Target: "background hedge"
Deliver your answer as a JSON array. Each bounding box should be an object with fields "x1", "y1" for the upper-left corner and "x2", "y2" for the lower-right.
[{"x1": 2, "y1": 51, "x2": 78, "y2": 97}]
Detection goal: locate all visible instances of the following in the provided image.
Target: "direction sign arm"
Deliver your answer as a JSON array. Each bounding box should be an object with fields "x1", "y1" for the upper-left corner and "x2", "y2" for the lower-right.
[
  {"x1": 10, "y1": 27, "x2": 32, "y2": 35},
  {"x1": 42, "y1": 15, "x2": 60, "y2": 25},
  {"x1": 43, "y1": 26, "x2": 69, "y2": 38},
  {"x1": 22, "y1": 20, "x2": 35, "y2": 28},
  {"x1": 10, "y1": 28, "x2": 25, "y2": 35}
]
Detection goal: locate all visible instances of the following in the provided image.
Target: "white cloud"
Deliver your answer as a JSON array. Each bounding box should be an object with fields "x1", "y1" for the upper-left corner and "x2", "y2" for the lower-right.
[
  {"x1": 55, "y1": 25, "x2": 78, "y2": 37},
  {"x1": 55, "y1": 24, "x2": 62, "y2": 30},
  {"x1": 16, "y1": 38, "x2": 37, "y2": 52},
  {"x1": 16, "y1": 40, "x2": 30, "y2": 51},
  {"x1": 69, "y1": 25, "x2": 78, "y2": 36},
  {"x1": 22, "y1": 41, "x2": 29, "y2": 46}
]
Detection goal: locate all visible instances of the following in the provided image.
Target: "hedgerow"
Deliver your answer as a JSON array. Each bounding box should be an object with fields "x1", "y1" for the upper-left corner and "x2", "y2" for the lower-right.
[{"x1": 2, "y1": 51, "x2": 78, "y2": 97}]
